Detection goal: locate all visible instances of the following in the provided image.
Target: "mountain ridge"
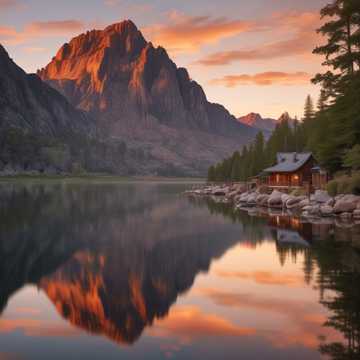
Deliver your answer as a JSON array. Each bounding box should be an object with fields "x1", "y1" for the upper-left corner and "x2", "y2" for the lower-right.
[
  {"x1": 1, "y1": 20, "x2": 260, "y2": 176},
  {"x1": 238, "y1": 112, "x2": 296, "y2": 132}
]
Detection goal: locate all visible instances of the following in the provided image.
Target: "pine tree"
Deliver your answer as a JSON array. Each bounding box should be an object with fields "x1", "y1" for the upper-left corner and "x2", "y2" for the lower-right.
[
  {"x1": 312, "y1": 0, "x2": 360, "y2": 97},
  {"x1": 309, "y1": 0, "x2": 360, "y2": 172},
  {"x1": 317, "y1": 90, "x2": 328, "y2": 112},
  {"x1": 230, "y1": 151, "x2": 242, "y2": 181},
  {"x1": 303, "y1": 95, "x2": 315, "y2": 122},
  {"x1": 253, "y1": 132, "x2": 265, "y2": 175},
  {"x1": 207, "y1": 165, "x2": 216, "y2": 182}
]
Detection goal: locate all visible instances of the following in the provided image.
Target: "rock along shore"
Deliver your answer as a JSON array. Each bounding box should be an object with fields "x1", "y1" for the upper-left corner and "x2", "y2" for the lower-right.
[{"x1": 184, "y1": 183, "x2": 360, "y2": 225}]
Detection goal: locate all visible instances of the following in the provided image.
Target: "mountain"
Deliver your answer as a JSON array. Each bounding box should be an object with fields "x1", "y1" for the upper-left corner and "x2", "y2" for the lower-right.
[
  {"x1": 277, "y1": 111, "x2": 296, "y2": 126},
  {"x1": 0, "y1": 44, "x2": 103, "y2": 174},
  {"x1": 238, "y1": 112, "x2": 296, "y2": 133},
  {"x1": 37, "y1": 20, "x2": 258, "y2": 176},
  {"x1": 238, "y1": 113, "x2": 277, "y2": 132},
  {"x1": 0, "y1": 45, "x2": 95, "y2": 137}
]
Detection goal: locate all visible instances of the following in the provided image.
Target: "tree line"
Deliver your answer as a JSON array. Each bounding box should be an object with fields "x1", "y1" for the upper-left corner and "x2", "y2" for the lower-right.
[
  {"x1": 0, "y1": 128, "x2": 127, "y2": 174},
  {"x1": 208, "y1": 0, "x2": 360, "y2": 182}
]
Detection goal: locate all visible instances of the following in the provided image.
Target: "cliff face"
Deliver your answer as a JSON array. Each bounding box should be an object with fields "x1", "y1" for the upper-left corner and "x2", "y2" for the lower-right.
[
  {"x1": 38, "y1": 20, "x2": 257, "y2": 175},
  {"x1": 0, "y1": 45, "x2": 95, "y2": 137}
]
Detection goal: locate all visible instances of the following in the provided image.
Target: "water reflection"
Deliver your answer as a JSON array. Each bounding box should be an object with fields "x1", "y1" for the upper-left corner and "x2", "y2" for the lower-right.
[
  {"x1": 191, "y1": 196, "x2": 360, "y2": 359},
  {"x1": 0, "y1": 183, "x2": 241, "y2": 346},
  {"x1": 0, "y1": 183, "x2": 359, "y2": 359}
]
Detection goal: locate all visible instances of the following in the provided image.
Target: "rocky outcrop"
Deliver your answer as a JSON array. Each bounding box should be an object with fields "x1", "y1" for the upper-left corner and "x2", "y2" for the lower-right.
[
  {"x1": 0, "y1": 44, "x2": 95, "y2": 137},
  {"x1": 38, "y1": 20, "x2": 258, "y2": 175}
]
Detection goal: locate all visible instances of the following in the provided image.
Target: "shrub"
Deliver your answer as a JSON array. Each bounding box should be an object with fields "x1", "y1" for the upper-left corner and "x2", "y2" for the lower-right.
[
  {"x1": 290, "y1": 188, "x2": 307, "y2": 196},
  {"x1": 326, "y1": 179, "x2": 338, "y2": 196},
  {"x1": 348, "y1": 173, "x2": 360, "y2": 195},
  {"x1": 326, "y1": 172, "x2": 360, "y2": 196},
  {"x1": 257, "y1": 185, "x2": 269, "y2": 194},
  {"x1": 336, "y1": 175, "x2": 351, "y2": 194}
]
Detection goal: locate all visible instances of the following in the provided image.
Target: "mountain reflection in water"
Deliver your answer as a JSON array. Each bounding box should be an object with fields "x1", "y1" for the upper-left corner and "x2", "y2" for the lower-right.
[{"x1": 0, "y1": 182, "x2": 359, "y2": 359}]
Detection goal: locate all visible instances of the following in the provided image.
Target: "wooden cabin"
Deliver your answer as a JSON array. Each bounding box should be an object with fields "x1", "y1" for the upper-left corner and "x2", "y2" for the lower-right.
[
  {"x1": 311, "y1": 166, "x2": 329, "y2": 190},
  {"x1": 263, "y1": 152, "x2": 315, "y2": 189}
]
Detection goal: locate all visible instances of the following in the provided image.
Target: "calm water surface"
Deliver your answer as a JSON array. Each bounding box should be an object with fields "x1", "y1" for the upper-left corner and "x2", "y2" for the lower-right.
[{"x1": 0, "y1": 181, "x2": 359, "y2": 360}]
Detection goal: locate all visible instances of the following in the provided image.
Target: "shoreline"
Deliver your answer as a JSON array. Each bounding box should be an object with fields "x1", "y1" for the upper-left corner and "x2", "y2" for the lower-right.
[
  {"x1": 0, "y1": 174, "x2": 205, "y2": 184},
  {"x1": 185, "y1": 183, "x2": 360, "y2": 226}
]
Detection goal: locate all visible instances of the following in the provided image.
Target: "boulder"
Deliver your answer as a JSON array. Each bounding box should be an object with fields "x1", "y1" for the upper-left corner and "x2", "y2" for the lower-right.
[
  {"x1": 227, "y1": 190, "x2": 239, "y2": 199},
  {"x1": 303, "y1": 205, "x2": 320, "y2": 216},
  {"x1": 255, "y1": 194, "x2": 267, "y2": 204},
  {"x1": 333, "y1": 194, "x2": 360, "y2": 214},
  {"x1": 234, "y1": 184, "x2": 247, "y2": 194},
  {"x1": 286, "y1": 196, "x2": 306, "y2": 209},
  {"x1": 260, "y1": 195, "x2": 270, "y2": 207},
  {"x1": 298, "y1": 199, "x2": 310, "y2": 208},
  {"x1": 247, "y1": 192, "x2": 258, "y2": 206},
  {"x1": 325, "y1": 198, "x2": 335, "y2": 207},
  {"x1": 335, "y1": 194, "x2": 345, "y2": 202},
  {"x1": 212, "y1": 187, "x2": 227, "y2": 196},
  {"x1": 238, "y1": 192, "x2": 250, "y2": 203},
  {"x1": 320, "y1": 205, "x2": 334, "y2": 217},
  {"x1": 339, "y1": 212, "x2": 352, "y2": 220},
  {"x1": 234, "y1": 194, "x2": 242, "y2": 203},
  {"x1": 281, "y1": 194, "x2": 292, "y2": 204},
  {"x1": 268, "y1": 190, "x2": 284, "y2": 208},
  {"x1": 302, "y1": 205, "x2": 313, "y2": 212},
  {"x1": 312, "y1": 190, "x2": 331, "y2": 203},
  {"x1": 353, "y1": 209, "x2": 360, "y2": 219}
]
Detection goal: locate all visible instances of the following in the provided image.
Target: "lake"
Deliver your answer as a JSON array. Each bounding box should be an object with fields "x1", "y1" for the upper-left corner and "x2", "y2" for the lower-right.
[{"x1": 0, "y1": 181, "x2": 359, "y2": 359}]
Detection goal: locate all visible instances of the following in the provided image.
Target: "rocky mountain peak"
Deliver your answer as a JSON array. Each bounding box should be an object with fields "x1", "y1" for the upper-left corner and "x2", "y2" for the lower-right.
[
  {"x1": 238, "y1": 112, "x2": 276, "y2": 132},
  {"x1": 36, "y1": 20, "x2": 258, "y2": 175}
]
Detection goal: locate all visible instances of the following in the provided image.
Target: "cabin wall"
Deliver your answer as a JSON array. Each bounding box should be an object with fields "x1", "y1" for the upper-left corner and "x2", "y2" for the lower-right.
[{"x1": 267, "y1": 158, "x2": 315, "y2": 188}]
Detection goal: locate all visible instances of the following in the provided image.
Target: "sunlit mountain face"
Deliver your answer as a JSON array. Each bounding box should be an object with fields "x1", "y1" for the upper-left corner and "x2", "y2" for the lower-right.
[{"x1": 0, "y1": 182, "x2": 359, "y2": 359}]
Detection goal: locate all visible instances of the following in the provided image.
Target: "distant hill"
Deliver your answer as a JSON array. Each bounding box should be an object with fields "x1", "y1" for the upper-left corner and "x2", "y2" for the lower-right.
[
  {"x1": 238, "y1": 112, "x2": 296, "y2": 132},
  {"x1": 238, "y1": 113, "x2": 277, "y2": 132}
]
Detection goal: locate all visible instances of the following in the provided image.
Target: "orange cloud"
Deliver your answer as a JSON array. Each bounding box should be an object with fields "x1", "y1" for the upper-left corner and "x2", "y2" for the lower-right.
[
  {"x1": 0, "y1": 0, "x2": 18, "y2": 10},
  {"x1": 216, "y1": 270, "x2": 304, "y2": 286},
  {"x1": 0, "y1": 318, "x2": 80, "y2": 337},
  {"x1": 144, "y1": 12, "x2": 257, "y2": 53},
  {"x1": 197, "y1": 11, "x2": 322, "y2": 65},
  {"x1": 199, "y1": 288, "x2": 341, "y2": 350},
  {"x1": 0, "y1": 26, "x2": 17, "y2": 41},
  {"x1": 0, "y1": 20, "x2": 85, "y2": 45},
  {"x1": 210, "y1": 72, "x2": 312, "y2": 87},
  {"x1": 150, "y1": 305, "x2": 255, "y2": 342},
  {"x1": 26, "y1": 20, "x2": 84, "y2": 34}
]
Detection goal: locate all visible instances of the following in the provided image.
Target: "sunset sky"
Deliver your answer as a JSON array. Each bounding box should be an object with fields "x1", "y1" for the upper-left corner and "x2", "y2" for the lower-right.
[{"x1": 0, "y1": 0, "x2": 329, "y2": 119}]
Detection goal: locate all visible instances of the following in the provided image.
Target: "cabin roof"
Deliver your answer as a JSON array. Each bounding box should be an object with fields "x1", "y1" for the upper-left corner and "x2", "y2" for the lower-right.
[{"x1": 263, "y1": 152, "x2": 313, "y2": 173}]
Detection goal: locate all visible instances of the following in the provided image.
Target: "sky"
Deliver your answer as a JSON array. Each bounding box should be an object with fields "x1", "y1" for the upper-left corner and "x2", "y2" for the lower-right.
[{"x1": 0, "y1": 0, "x2": 329, "y2": 119}]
